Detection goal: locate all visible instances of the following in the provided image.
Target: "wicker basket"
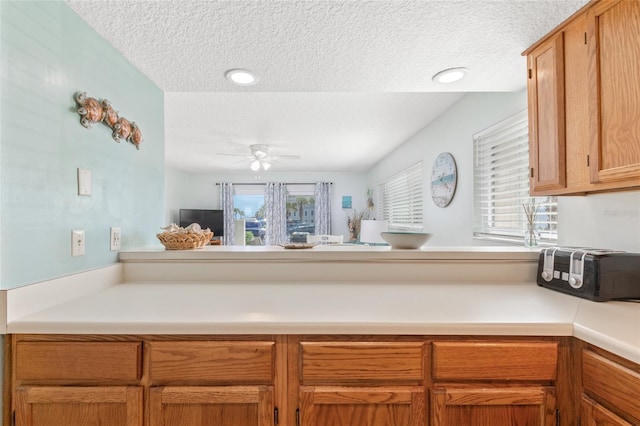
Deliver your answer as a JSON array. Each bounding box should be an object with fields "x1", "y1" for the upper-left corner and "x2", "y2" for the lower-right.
[{"x1": 157, "y1": 231, "x2": 213, "y2": 250}]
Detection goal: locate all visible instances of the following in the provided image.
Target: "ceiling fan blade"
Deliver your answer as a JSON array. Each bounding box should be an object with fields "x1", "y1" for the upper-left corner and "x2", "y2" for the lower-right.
[
  {"x1": 217, "y1": 153, "x2": 253, "y2": 158},
  {"x1": 232, "y1": 158, "x2": 252, "y2": 164},
  {"x1": 268, "y1": 154, "x2": 301, "y2": 160}
]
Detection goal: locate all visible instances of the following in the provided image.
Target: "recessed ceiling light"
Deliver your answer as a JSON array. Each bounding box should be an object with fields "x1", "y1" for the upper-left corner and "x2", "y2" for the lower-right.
[
  {"x1": 432, "y1": 67, "x2": 469, "y2": 84},
  {"x1": 225, "y1": 69, "x2": 258, "y2": 86}
]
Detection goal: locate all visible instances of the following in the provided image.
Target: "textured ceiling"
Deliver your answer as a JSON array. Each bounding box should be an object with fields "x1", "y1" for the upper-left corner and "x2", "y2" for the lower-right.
[{"x1": 65, "y1": 0, "x2": 588, "y2": 172}]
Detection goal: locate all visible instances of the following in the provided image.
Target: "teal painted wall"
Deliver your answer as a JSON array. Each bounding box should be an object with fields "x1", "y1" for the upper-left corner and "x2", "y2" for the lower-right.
[{"x1": 0, "y1": 1, "x2": 164, "y2": 290}]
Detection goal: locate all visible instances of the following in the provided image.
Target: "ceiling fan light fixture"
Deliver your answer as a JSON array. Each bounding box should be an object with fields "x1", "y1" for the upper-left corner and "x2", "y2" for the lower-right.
[
  {"x1": 250, "y1": 160, "x2": 261, "y2": 171},
  {"x1": 225, "y1": 68, "x2": 258, "y2": 86},
  {"x1": 262, "y1": 161, "x2": 271, "y2": 171},
  {"x1": 432, "y1": 67, "x2": 469, "y2": 84}
]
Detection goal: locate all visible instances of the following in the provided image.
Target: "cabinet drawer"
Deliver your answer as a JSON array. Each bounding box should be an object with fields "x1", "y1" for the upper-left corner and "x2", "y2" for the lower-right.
[
  {"x1": 583, "y1": 349, "x2": 640, "y2": 421},
  {"x1": 15, "y1": 342, "x2": 142, "y2": 382},
  {"x1": 149, "y1": 341, "x2": 274, "y2": 384},
  {"x1": 432, "y1": 341, "x2": 558, "y2": 381},
  {"x1": 300, "y1": 342, "x2": 423, "y2": 383}
]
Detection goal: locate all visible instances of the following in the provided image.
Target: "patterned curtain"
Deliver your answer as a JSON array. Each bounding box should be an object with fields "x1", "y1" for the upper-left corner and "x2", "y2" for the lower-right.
[
  {"x1": 220, "y1": 182, "x2": 234, "y2": 245},
  {"x1": 265, "y1": 182, "x2": 287, "y2": 245},
  {"x1": 314, "y1": 182, "x2": 331, "y2": 235}
]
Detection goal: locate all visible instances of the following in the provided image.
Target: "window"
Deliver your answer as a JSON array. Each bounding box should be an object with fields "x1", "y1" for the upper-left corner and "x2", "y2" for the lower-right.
[
  {"x1": 233, "y1": 187, "x2": 267, "y2": 245},
  {"x1": 232, "y1": 184, "x2": 316, "y2": 244},
  {"x1": 286, "y1": 185, "x2": 315, "y2": 237},
  {"x1": 377, "y1": 162, "x2": 424, "y2": 230},
  {"x1": 473, "y1": 110, "x2": 558, "y2": 243}
]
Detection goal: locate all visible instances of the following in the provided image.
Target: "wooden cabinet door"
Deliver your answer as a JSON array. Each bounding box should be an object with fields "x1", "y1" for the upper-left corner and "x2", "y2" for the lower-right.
[
  {"x1": 527, "y1": 32, "x2": 566, "y2": 193},
  {"x1": 587, "y1": 0, "x2": 640, "y2": 184},
  {"x1": 149, "y1": 386, "x2": 274, "y2": 426},
  {"x1": 581, "y1": 395, "x2": 633, "y2": 426},
  {"x1": 15, "y1": 386, "x2": 142, "y2": 426},
  {"x1": 431, "y1": 386, "x2": 556, "y2": 426},
  {"x1": 298, "y1": 386, "x2": 425, "y2": 426}
]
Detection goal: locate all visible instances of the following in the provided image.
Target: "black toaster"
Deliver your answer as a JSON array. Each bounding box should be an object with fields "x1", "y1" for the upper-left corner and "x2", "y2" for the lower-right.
[{"x1": 536, "y1": 247, "x2": 640, "y2": 301}]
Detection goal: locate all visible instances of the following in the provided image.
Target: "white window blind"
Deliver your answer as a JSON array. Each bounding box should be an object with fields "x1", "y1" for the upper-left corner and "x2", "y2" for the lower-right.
[
  {"x1": 377, "y1": 162, "x2": 423, "y2": 230},
  {"x1": 473, "y1": 110, "x2": 558, "y2": 243}
]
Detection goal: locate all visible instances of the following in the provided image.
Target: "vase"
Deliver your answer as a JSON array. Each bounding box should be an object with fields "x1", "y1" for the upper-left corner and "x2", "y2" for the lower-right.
[{"x1": 524, "y1": 223, "x2": 539, "y2": 247}]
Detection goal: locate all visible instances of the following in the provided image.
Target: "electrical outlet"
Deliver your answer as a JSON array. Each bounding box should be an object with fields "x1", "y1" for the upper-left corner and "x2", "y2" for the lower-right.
[
  {"x1": 77, "y1": 168, "x2": 92, "y2": 196},
  {"x1": 72, "y1": 230, "x2": 85, "y2": 256},
  {"x1": 110, "y1": 227, "x2": 121, "y2": 251}
]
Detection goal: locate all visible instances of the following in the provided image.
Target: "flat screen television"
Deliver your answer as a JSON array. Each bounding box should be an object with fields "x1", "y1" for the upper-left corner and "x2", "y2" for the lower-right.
[{"x1": 179, "y1": 209, "x2": 224, "y2": 237}]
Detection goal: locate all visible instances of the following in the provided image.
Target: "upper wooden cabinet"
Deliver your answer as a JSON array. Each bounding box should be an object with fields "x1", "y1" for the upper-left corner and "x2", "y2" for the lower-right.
[
  {"x1": 527, "y1": 33, "x2": 567, "y2": 193},
  {"x1": 587, "y1": 0, "x2": 640, "y2": 184},
  {"x1": 524, "y1": 0, "x2": 640, "y2": 195}
]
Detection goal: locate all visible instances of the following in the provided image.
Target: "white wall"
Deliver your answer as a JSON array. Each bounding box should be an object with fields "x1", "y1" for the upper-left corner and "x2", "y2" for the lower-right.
[
  {"x1": 558, "y1": 192, "x2": 640, "y2": 252},
  {"x1": 366, "y1": 91, "x2": 529, "y2": 246},
  {"x1": 165, "y1": 169, "x2": 367, "y2": 239},
  {"x1": 165, "y1": 167, "x2": 196, "y2": 226}
]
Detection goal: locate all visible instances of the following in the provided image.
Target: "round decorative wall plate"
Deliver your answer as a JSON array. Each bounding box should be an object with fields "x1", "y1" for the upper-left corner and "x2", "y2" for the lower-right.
[{"x1": 431, "y1": 152, "x2": 457, "y2": 207}]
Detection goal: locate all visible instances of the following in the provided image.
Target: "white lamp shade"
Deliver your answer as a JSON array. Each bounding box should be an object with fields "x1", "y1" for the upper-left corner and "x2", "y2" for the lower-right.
[{"x1": 359, "y1": 220, "x2": 388, "y2": 244}]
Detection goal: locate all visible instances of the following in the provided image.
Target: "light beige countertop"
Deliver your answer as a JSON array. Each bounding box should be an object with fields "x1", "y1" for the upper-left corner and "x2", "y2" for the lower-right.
[
  {"x1": 3, "y1": 246, "x2": 640, "y2": 364},
  {"x1": 7, "y1": 281, "x2": 579, "y2": 336},
  {"x1": 573, "y1": 299, "x2": 640, "y2": 363},
  {"x1": 119, "y1": 244, "x2": 542, "y2": 262}
]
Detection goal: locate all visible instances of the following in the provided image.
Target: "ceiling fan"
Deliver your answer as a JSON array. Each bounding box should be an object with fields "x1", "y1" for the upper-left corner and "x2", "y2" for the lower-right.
[{"x1": 217, "y1": 144, "x2": 301, "y2": 171}]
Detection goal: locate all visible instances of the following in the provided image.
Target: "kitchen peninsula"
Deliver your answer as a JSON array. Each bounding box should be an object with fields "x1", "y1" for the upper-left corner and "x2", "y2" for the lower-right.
[{"x1": 4, "y1": 246, "x2": 640, "y2": 425}]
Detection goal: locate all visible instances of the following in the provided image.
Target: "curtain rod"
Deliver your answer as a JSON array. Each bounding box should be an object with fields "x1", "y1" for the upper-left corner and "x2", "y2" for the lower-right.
[{"x1": 216, "y1": 182, "x2": 332, "y2": 186}]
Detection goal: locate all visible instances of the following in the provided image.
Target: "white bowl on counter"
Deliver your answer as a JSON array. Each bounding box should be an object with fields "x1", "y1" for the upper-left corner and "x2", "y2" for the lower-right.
[{"x1": 380, "y1": 232, "x2": 431, "y2": 249}]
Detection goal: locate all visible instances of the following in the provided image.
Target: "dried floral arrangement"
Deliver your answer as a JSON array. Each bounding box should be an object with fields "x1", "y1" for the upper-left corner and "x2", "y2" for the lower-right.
[
  {"x1": 347, "y1": 209, "x2": 369, "y2": 241},
  {"x1": 75, "y1": 91, "x2": 143, "y2": 150},
  {"x1": 522, "y1": 198, "x2": 540, "y2": 247},
  {"x1": 522, "y1": 198, "x2": 539, "y2": 226}
]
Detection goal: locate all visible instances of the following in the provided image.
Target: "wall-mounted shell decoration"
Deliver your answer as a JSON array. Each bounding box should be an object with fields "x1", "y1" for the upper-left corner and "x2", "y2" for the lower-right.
[
  {"x1": 113, "y1": 117, "x2": 132, "y2": 142},
  {"x1": 102, "y1": 100, "x2": 119, "y2": 128},
  {"x1": 75, "y1": 91, "x2": 143, "y2": 150},
  {"x1": 129, "y1": 122, "x2": 143, "y2": 148},
  {"x1": 76, "y1": 93, "x2": 103, "y2": 128}
]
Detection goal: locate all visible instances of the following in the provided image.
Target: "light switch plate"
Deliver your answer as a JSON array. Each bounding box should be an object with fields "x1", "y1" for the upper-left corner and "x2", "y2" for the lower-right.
[
  {"x1": 77, "y1": 168, "x2": 92, "y2": 196},
  {"x1": 72, "y1": 230, "x2": 85, "y2": 256}
]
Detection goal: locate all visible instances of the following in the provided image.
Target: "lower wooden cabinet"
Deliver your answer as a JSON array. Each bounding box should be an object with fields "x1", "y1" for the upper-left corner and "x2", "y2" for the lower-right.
[
  {"x1": 431, "y1": 386, "x2": 556, "y2": 426},
  {"x1": 293, "y1": 337, "x2": 427, "y2": 426},
  {"x1": 580, "y1": 346, "x2": 640, "y2": 425},
  {"x1": 15, "y1": 386, "x2": 142, "y2": 426},
  {"x1": 299, "y1": 386, "x2": 425, "y2": 426},
  {"x1": 149, "y1": 386, "x2": 274, "y2": 426},
  {"x1": 15, "y1": 335, "x2": 640, "y2": 425},
  {"x1": 581, "y1": 395, "x2": 633, "y2": 426}
]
